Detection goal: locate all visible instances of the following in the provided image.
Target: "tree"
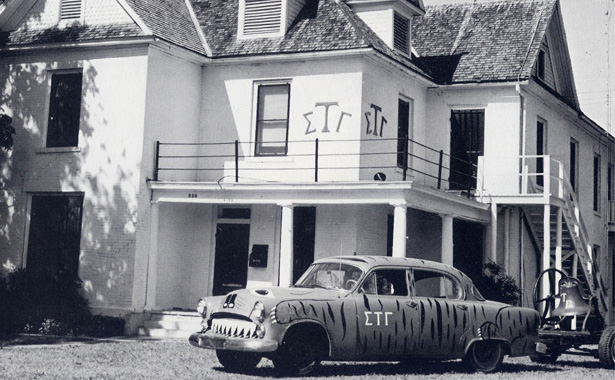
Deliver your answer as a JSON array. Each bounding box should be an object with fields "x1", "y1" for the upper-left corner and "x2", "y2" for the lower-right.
[{"x1": 0, "y1": 113, "x2": 15, "y2": 151}]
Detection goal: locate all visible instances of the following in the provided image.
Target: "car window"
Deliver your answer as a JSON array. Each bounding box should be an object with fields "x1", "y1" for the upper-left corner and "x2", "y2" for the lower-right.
[
  {"x1": 361, "y1": 269, "x2": 408, "y2": 296},
  {"x1": 412, "y1": 269, "x2": 460, "y2": 299},
  {"x1": 294, "y1": 262, "x2": 363, "y2": 291}
]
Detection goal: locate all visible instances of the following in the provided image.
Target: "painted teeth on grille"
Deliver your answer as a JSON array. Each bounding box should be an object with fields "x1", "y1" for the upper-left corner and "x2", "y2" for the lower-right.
[{"x1": 211, "y1": 319, "x2": 258, "y2": 338}]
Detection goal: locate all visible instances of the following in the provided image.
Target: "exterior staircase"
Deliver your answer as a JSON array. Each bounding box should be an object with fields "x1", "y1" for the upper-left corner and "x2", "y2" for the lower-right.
[
  {"x1": 522, "y1": 167, "x2": 608, "y2": 319},
  {"x1": 138, "y1": 311, "x2": 202, "y2": 339}
]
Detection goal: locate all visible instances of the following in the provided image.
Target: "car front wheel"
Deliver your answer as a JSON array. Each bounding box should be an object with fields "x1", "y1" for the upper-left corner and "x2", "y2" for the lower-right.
[
  {"x1": 272, "y1": 334, "x2": 321, "y2": 375},
  {"x1": 464, "y1": 340, "x2": 504, "y2": 373},
  {"x1": 215, "y1": 350, "x2": 261, "y2": 372}
]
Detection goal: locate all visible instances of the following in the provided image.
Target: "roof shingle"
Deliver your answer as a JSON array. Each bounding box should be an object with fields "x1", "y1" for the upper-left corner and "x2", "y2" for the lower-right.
[{"x1": 412, "y1": 0, "x2": 556, "y2": 84}]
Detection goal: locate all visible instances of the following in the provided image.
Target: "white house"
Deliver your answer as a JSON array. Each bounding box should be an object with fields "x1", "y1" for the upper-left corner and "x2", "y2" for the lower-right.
[{"x1": 0, "y1": 0, "x2": 612, "y2": 335}]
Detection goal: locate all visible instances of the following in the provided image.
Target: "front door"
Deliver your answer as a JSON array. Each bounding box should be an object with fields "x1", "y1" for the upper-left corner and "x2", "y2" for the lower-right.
[
  {"x1": 293, "y1": 207, "x2": 316, "y2": 283},
  {"x1": 212, "y1": 223, "x2": 250, "y2": 296}
]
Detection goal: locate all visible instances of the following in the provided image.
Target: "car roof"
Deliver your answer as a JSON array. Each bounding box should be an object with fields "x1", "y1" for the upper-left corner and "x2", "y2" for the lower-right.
[{"x1": 313, "y1": 255, "x2": 467, "y2": 278}]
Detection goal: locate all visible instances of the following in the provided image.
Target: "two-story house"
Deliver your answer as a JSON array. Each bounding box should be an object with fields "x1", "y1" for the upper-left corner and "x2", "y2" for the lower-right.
[{"x1": 0, "y1": 0, "x2": 612, "y2": 335}]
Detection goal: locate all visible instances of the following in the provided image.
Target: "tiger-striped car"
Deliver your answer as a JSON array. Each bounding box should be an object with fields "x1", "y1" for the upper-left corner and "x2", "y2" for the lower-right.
[{"x1": 189, "y1": 256, "x2": 540, "y2": 375}]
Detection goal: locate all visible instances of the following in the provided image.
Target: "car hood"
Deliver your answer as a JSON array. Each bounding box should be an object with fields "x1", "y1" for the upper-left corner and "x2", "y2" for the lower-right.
[{"x1": 207, "y1": 287, "x2": 347, "y2": 319}]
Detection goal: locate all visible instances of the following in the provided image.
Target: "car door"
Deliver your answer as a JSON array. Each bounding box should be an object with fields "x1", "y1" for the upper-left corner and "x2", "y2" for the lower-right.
[
  {"x1": 354, "y1": 268, "x2": 421, "y2": 360},
  {"x1": 411, "y1": 268, "x2": 470, "y2": 358}
]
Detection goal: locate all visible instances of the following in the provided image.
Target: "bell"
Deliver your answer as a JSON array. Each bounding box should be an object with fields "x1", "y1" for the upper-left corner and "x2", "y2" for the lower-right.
[{"x1": 551, "y1": 277, "x2": 591, "y2": 318}]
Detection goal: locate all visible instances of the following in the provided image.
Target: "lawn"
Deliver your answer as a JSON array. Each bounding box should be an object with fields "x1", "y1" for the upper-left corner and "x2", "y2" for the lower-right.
[{"x1": 0, "y1": 337, "x2": 611, "y2": 379}]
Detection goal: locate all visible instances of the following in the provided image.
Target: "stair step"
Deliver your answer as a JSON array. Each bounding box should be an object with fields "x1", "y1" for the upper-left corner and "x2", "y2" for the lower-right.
[
  {"x1": 138, "y1": 327, "x2": 195, "y2": 339},
  {"x1": 144, "y1": 319, "x2": 201, "y2": 331}
]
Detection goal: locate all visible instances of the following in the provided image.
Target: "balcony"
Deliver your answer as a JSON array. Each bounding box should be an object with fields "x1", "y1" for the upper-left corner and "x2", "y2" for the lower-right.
[{"x1": 152, "y1": 138, "x2": 479, "y2": 194}]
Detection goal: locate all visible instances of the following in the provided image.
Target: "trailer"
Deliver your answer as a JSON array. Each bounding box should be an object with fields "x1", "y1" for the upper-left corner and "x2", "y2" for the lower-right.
[{"x1": 531, "y1": 268, "x2": 614, "y2": 367}]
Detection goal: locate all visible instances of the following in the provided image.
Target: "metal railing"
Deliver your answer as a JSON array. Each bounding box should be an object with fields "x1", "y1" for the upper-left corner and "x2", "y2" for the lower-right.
[{"x1": 152, "y1": 138, "x2": 479, "y2": 192}]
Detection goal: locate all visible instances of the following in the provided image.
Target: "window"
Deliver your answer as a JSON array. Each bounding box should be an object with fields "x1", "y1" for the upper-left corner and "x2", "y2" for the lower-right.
[
  {"x1": 393, "y1": 12, "x2": 410, "y2": 54},
  {"x1": 449, "y1": 109, "x2": 484, "y2": 190},
  {"x1": 361, "y1": 269, "x2": 408, "y2": 296},
  {"x1": 536, "y1": 119, "x2": 546, "y2": 187},
  {"x1": 608, "y1": 164, "x2": 614, "y2": 202},
  {"x1": 537, "y1": 50, "x2": 546, "y2": 80},
  {"x1": 47, "y1": 72, "x2": 82, "y2": 148},
  {"x1": 594, "y1": 153, "x2": 601, "y2": 212},
  {"x1": 60, "y1": 0, "x2": 82, "y2": 21},
  {"x1": 26, "y1": 193, "x2": 84, "y2": 278},
  {"x1": 570, "y1": 139, "x2": 579, "y2": 192},
  {"x1": 241, "y1": 0, "x2": 283, "y2": 37},
  {"x1": 255, "y1": 83, "x2": 290, "y2": 156},
  {"x1": 397, "y1": 98, "x2": 412, "y2": 168},
  {"x1": 413, "y1": 269, "x2": 460, "y2": 299}
]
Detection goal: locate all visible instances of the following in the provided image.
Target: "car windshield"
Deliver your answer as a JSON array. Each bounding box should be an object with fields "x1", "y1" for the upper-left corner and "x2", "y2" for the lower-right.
[{"x1": 294, "y1": 262, "x2": 363, "y2": 291}]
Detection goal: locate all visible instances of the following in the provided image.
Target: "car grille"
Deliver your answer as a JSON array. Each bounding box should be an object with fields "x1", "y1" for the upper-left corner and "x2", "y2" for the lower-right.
[{"x1": 210, "y1": 318, "x2": 260, "y2": 339}]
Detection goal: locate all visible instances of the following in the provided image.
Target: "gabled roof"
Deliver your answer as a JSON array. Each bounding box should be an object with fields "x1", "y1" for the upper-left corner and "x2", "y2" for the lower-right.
[
  {"x1": 412, "y1": 0, "x2": 556, "y2": 84},
  {"x1": 123, "y1": 0, "x2": 207, "y2": 55},
  {"x1": 0, "y1": 0, "x2": 206, "y2": 56},
  {"x1": 189, "y1": 0, "x2": 431, "y2": 79}
]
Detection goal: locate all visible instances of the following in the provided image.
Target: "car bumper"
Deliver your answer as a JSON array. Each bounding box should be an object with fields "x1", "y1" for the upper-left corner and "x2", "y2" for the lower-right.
[{"x1": 189, "y1": 331, "x2": 278, "y2": 353}]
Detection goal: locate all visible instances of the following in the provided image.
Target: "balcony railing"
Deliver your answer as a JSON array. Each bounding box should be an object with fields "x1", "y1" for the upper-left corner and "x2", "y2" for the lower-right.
[{"x1": 152, "y1": 138, "x2": 479, "y2": 193}]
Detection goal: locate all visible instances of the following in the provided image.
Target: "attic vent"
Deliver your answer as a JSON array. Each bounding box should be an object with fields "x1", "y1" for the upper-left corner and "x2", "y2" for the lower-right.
[
  {"x1": 393, "y1": 12, "x2": 409, "y2": 54},
  {"x1": 60, "y1": 0, "x2": 82, "y2": 20},
  {"x1": 243, "y1": 0, "x2": 283, "y2": 36}
]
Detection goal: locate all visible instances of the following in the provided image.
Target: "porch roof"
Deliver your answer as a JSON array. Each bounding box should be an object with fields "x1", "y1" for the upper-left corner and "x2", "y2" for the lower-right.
[{"x1": 148, "y1": 180, "x2": 492, "y2": 224}]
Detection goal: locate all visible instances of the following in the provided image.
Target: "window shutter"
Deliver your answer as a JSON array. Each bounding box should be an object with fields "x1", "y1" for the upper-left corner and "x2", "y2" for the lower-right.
[
  {"x1": 61, "y1": 0, "x2": 81, "y2": 20},
  {"x1": 243, "y1": 0, "x2": 283, "y2": 36},
  {"x1": 393, "y1": 13, "x2": 409, "y2": 54}
]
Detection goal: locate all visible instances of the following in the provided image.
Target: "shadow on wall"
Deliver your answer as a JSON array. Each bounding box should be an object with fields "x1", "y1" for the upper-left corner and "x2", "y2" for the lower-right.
[{"x1": 0, "y1": 35, "x2": 139, "y2": 312}]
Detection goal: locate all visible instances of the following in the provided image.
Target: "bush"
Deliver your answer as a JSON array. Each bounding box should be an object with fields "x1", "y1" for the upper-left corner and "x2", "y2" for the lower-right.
[
  {"x1": 474, "y1": 261, "x2": 521, "y2": 305},
  {"x1": 0, "y1": 269, "x2": 124, "y2": 337}
]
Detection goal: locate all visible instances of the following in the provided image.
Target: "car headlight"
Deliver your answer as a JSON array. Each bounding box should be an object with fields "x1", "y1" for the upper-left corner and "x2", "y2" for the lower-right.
[
  {"x1": 196, "y1": 298, "x2": 207, "y2": 316},
  {"x1": 249, "y1": 301, "x2": 265, "y2": 323}
]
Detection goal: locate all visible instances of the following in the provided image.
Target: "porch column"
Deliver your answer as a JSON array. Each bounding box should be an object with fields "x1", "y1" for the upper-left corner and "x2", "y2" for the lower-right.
[
  {"x1": 279, "y1": 204, "x2": 294, "y2": 287},
  {"x1": 145, "y1": 202, "x2": 160, "y2": 310},
  {"x1": 391, "y1": 202, "x2": 408, "y2": 258},
  {"x1": 440, "y1": 214, "x2": 454, "y2": 266},
  {"x1": 487, "y1": 201, "x2": 498, "y2": 263},
  {"x1": 541, "y1": 204, "x2": 551, "y2": 302}
]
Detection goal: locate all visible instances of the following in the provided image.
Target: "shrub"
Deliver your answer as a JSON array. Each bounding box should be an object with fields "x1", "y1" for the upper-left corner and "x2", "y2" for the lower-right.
[
  {"x1": 0, "y1": 269, "x2": 124, "y2": 337},
  {"x1": 474, "y1": 261, "x2": 521, "y2": 305}
]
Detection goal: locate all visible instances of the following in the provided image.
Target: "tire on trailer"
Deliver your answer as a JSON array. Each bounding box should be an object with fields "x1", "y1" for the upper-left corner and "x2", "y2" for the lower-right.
[
  {"x1": 463, "y1": 340, "x2": 505, "y2": 373},
  {"x1": 215, "y1": 350, "x2": 261, "y2": 372},
  {"x1": 530, "y1": 352, "x2": 560, "y2": 364},
  {"x1": 598, "y1": 326, "x2": 615, "y2": 369}
]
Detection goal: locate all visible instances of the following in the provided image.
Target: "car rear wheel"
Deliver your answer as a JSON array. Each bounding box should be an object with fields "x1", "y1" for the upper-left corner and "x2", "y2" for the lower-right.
[
  {"x1": 464, "y1": 340, "x2": 504, "y2": 373},
  {"x1": 215, "y1": 350, "x2": 261, "y2": 371},
  {"x1": 273, "y1": 334, "x2": 321, "y2": 375}
]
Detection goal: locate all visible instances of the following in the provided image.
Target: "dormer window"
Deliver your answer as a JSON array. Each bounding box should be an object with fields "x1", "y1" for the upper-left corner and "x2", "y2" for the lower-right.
[
  {"x1": 60, "y1": 0, "x2": 82, "y2": 21},
  {"x1": 393, "y1": 12, "x2": 410, "y2": 55},
  {"x1": 240, "y1": 0, "x2": 284, "y2": 38},
  {"x1": 537, "y1": 50, "x2": 546, "y2": 80}
]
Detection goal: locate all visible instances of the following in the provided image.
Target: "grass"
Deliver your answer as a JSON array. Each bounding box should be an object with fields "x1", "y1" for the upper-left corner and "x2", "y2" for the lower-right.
[{"x1": 0, "y1": 337, "x2": 611, "y2": 379}]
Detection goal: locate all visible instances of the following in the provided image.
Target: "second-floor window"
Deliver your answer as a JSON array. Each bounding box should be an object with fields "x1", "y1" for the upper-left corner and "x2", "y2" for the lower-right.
[
  {"x1": 570, "y1": 138, "x2": 579, "y2": 192},
  {"x1": 397, "y1": 98, "x2": 412, "y2": 168},
  {"x1": 47, "y1": 72, "x2": 82, "y2": 148},
  {"x1": 594, "y1": 153, "x2": 601, "y2": 212},
  {"x1": 255, "y1": 83, "x2": 290, "y2": 156}
]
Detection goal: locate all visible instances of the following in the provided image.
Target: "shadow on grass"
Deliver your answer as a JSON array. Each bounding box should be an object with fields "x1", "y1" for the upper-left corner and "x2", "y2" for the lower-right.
[
  {"x1": 212, "y1": 358, "x2": 565, "y2": 377},
  {"x1": 0, "y1": 334, "x2": 139, "y2": 347}
]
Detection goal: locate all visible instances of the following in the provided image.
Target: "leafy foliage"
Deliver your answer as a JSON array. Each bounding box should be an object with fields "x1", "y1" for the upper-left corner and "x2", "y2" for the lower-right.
[
  {"x1": 0, "y1": 113, "x2": 16, "y2": 151},
  {"x1": 474, "y1": 261, "x2": 521, "y2": 305},
  {"x1": 0, "y1": 268, "x2": 124, "y2": 337}
]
